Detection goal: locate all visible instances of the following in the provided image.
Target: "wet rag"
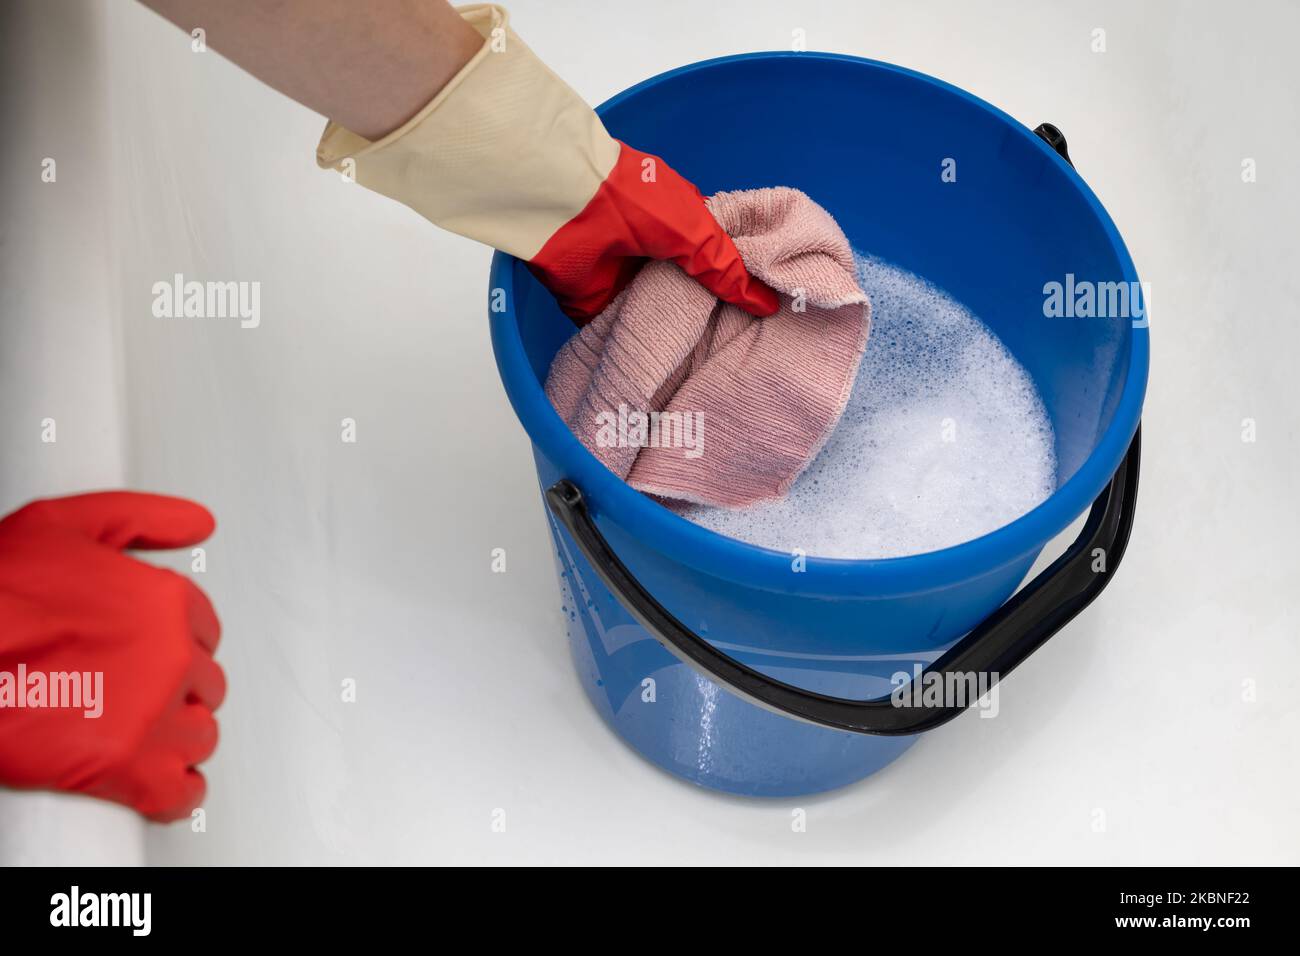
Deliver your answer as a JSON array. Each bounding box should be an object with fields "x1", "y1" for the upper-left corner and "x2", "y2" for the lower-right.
[{"x1": 544, "y1": 187, "x2": 870, "y2": 508}]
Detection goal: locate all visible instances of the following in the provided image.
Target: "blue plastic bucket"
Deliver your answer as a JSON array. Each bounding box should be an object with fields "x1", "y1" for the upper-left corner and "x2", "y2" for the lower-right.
[{"x1": 489, "y1": 53, "x2": 1148, "y2": 797}]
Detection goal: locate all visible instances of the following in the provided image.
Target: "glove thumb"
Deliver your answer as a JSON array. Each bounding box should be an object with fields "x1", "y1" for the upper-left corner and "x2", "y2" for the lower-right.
[{"x1": 7, "y1": 491, "x2": 215, "y2": 551}]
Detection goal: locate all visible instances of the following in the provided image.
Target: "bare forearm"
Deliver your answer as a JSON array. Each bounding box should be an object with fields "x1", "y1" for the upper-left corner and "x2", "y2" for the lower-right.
[{"x1": 138, "y1": 0, "x2": 483, "y2": 139}]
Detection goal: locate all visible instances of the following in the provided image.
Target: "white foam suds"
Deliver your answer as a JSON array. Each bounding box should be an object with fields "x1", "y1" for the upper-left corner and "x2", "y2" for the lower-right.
[{"x1": 680, "y1": 254, "x2": 1058, "y2": 559}]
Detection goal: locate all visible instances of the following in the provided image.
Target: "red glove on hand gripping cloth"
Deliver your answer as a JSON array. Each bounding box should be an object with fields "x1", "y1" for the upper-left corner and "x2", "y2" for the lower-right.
[
  {"x1": 315, "y1": 3, "x2": 778, "y2": 324},
  {"x1": 545, "y1": 188, "x2": 870, "y2": 508},
  {"x1": 0, "y1": 493, "x2": 223, "y2": 822}
]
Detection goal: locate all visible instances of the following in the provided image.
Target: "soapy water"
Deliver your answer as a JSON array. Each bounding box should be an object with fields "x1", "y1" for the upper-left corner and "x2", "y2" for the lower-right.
[{"x1": 679, "y1": 253, "x2": 1058, "y2": 559}]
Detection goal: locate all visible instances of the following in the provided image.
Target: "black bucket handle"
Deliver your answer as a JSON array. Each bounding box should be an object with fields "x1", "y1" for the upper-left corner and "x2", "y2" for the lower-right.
[{"x1": 544, "y1": 124, "x2": 1142, "y2": 736}]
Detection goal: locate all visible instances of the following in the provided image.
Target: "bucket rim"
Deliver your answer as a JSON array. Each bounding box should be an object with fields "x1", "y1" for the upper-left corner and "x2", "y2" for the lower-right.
[{"x1": 489, "y1": 50, "x2": 1149, "y2": 596}]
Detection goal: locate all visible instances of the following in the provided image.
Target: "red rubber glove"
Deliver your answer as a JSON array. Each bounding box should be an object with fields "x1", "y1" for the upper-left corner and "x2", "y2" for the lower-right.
[
  {"x1": 315, "y1": 4, "x2": 780, "y2": 325},
  {"x1": 0, "y1": 492, "x2": 223, "y2": 822},
  {"x1": 524, "y1": 141, "x2": 781, "y2": 323}
]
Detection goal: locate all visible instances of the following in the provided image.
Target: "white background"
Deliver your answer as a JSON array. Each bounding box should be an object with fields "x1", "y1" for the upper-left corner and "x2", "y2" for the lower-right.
[{"x1": 2, "y1": 0, "x2": 1296, "y2": 865}]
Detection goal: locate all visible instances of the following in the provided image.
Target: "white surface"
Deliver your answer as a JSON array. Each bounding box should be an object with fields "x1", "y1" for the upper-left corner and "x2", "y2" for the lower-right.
[
  {"x1": 4, "y1": 0, "x2": 1298, "y2": 865},
  {"x1": 0, "y1": 0, "x2": 145, "y2": 867}
]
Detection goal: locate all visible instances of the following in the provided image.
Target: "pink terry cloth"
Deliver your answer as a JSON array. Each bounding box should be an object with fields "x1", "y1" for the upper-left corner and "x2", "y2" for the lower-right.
[{"x1": 544, "y1": 187, "x2": 870, "y2": 508}]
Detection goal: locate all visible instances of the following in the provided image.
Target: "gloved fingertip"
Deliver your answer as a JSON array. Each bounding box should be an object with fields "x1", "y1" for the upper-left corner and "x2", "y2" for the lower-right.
[
  {"x1": 31, "y1": 491, "x2": 218, "y2": 551},
  {"x1": 143, "y1": 768, "x2": 206, "y2": 824},
  {"x1": 721, "y1": 277, "x2": 780, "y2": 318},
  {"x1": 741, "y1": 280, "x2": 781, "y2": 318}
]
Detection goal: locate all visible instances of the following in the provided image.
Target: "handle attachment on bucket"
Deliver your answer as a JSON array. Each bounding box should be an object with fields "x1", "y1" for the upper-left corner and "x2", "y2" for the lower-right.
[
  {"x1": 1033, "y1": 122, "x2": 1073, "y2": 165},
  {"x1": 545, "y1": 427, "x2": 1140, "y2": 735}
]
